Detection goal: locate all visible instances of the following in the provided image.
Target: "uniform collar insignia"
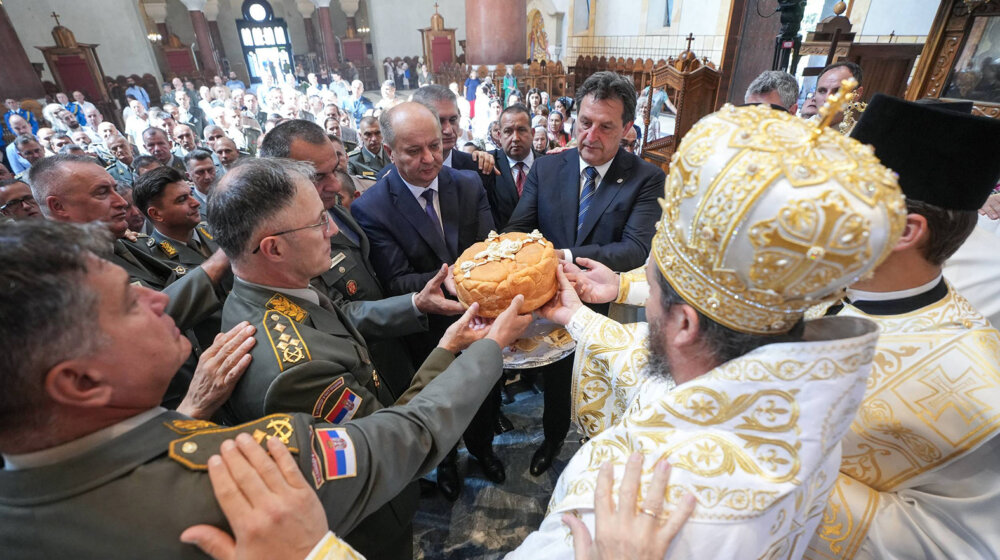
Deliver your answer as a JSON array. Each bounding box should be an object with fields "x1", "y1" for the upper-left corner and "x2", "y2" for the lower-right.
[
  {"x1": 266, "y1": 293, "x2": 309, "y2": 322},
  {"x1": 159, "y1": 240, "x2": 178, "y2": 257}
]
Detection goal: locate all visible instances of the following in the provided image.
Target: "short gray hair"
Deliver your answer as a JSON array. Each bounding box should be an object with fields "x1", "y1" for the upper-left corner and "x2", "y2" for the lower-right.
[
  {"x1": 411, "y1": 84, "x2": 458, "y2": 115},
  {"x1": 0, "y1": 219, "x2": 111, "y2": 443},
  {"x1": 28, "y1": 154, "x2": 97, "y2": 217},
  {"x1": 206, "y1": 158, "x2": 315, "y2": 261},
  {"x1": 745, "y1": 71, "x2": 799, "y2": 109},
  {"x1": 379, "y1": 102, "x2": 439, "y2": 149}
]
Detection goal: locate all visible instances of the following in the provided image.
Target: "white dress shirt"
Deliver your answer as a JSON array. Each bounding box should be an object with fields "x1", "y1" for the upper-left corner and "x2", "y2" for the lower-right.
[{"x1": 506, "y1": 149, "x2": 535, "y2": 181}]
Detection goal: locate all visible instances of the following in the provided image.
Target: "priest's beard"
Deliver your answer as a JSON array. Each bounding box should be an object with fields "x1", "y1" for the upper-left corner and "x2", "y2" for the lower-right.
[{"x1": 644, "y1": 315, "x2": 674, "y2": 382}]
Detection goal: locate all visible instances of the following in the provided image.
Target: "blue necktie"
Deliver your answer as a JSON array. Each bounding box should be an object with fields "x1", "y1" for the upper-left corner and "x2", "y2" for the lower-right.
[
  {"x1": 577, "y1": 166, "x2": 599, "y2": 234},
  {"x1": 421, "y1": 189, "x2": 444, "y2": 239}
]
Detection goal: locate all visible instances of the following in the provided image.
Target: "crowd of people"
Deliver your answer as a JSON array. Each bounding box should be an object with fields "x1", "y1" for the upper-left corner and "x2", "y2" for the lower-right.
[{"x1": 1, "y1": 56, "x2": 1000, "y2": 560}]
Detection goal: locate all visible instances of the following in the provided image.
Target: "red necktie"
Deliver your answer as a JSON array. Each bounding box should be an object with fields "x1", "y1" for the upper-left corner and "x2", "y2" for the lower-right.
[{"x1": 515, "y1": 162, "x2": 526, "y2": 197}]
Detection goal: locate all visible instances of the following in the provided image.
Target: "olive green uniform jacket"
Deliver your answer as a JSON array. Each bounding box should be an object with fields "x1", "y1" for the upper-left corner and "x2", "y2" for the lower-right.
[{"x1": 0, "y1": 339, "x2": 503, "y2": 560}]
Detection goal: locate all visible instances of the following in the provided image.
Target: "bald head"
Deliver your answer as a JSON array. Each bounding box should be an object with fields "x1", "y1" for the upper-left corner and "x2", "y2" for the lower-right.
[
  {"x1": 380, "y1": 102, "x2": 443, "y2": 187},
  {"x1": 213, "y1": 137, "x2": 239, "y2": 167},
  {"x1": 7, "y1": 115, "x2": 30, "y2": 136}
]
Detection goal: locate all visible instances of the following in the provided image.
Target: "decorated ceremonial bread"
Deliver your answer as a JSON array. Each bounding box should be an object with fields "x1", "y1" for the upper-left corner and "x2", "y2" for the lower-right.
[{"x1": 453, "y1": 230, "x2": 558, "y2": 318}]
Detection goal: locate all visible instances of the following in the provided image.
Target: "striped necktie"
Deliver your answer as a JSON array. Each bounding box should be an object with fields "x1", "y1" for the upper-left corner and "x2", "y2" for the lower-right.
[{"x1": 577, "y1": 166, "x2": 599, "y2": 234}]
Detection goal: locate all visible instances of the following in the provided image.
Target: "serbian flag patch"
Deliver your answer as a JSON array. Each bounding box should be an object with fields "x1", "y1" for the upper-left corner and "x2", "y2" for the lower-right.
[
  {"x1": 316, "y1": 427, "x2": 357, "y2": 480},
  {"x1": 324, "y1": 389, "x2": 362, "y2": 424}
]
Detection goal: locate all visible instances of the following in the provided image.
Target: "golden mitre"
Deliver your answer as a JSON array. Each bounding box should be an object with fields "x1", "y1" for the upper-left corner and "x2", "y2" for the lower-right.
[{"x1": 654, "y1": 87, "x2": 907, "y2": 335}]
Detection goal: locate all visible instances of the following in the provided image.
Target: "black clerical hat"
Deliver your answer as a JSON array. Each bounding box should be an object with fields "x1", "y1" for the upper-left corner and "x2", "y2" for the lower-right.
[{"x1": 851, "y1": 94, "x2": 1000, "y2": 211}]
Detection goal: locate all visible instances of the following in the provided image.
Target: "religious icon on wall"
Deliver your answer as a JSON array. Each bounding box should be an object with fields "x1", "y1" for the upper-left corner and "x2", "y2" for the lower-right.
[
  {"x1": 944, "y1": 16, "x2": 1000, "y2": 103},
  {"x1": 528, "y1": 9, "x2": 549, "y2": 62}
]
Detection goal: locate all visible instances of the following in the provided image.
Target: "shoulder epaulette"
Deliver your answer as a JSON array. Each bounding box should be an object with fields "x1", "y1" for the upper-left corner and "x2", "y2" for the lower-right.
[
  {"x1": 168, "y1": 413, "x2": 299, "y2": 470},
  {"x1": 262, "y1": 309, "x2": 312, "y2": 371},
  {"x1": 347, "y1": 147, "x2": 361, "y2": 156},
  {"x1": 197, "y1": 225, "x2": 214, "y2": 240}
]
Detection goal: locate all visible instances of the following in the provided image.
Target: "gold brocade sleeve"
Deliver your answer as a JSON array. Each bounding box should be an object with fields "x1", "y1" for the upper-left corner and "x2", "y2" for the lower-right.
[
  {"x1": 307, "y1": 532, "x2": 365, "y2": 560},
  {"x1": 614, "y1": 266, "x2": 649, "y2": 307},
  {"x1": 566, "y1": 307, "x2": 650, "y2": 439},
  {"x1": 804, "y1": 473, "x2": 880, "y2": 560}
]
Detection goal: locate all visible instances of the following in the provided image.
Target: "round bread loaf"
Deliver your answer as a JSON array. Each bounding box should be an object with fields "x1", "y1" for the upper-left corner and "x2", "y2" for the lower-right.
[{"x1": 453, "y1": 230, "x2": 558, "y2": 318}]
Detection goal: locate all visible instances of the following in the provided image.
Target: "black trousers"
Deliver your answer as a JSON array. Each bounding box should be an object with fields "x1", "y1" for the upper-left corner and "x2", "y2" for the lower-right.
[{"x1": 538, "y1": 353, "x2": 574, "y2": 445}]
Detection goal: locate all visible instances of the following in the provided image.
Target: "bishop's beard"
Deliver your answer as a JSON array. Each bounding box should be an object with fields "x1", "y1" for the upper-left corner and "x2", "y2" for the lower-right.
[{"x1": 644, "y1": 315, "x2": 673, "y2": 381}]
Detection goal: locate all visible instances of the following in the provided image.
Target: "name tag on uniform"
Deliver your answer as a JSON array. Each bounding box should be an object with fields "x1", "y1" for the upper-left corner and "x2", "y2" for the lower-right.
[{"x1": 330, "y1": 252, "x2": 347, "y2": 269}]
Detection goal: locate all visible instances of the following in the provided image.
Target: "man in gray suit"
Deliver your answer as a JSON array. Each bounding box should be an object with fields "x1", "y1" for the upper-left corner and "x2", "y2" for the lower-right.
[
  {"x1": 0, "y1": 218, "x2": 529, "y2": 560},
  {"x1": 208, "y1": 158, "x2": 481, "y2": 558}
]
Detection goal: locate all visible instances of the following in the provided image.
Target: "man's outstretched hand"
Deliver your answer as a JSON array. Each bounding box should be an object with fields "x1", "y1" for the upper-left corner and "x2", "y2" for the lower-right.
[
  {"x1": 538, "y1": 267, "x2": 585, "y2": 326},
  {"x1": 485, "y1": 295, "x2": 534, "y2": 348},
  {"x1": 415, "y1": 264, "x2": 466, "y2": 316},
  {"x1": 180, "y1": 435, "x2": 330, "y2": 560},
  {"x1": 178, "y1": 321, "x2": 256, "y2": 420},
  {"x1": 471, "y1": 149, "x2": 501, "y2": 175},
  {"x1": 563, "y1": 257, "x2": 619, "y2": 305},
  {"x1": 439, "y1": 302, "x2": 493, "y2": 353}
]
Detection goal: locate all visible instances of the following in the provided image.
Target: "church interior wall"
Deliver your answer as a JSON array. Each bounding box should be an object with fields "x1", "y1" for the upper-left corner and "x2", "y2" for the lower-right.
[
  {"x1": 565, "y1": 0, "x2": 731, "y2": 67},
  {"x1": 367, "y1": 0, "x2": 466, "y2": 70},
  {"x1": 6, "y1": 0, "x2": 161, "y2": 83}
]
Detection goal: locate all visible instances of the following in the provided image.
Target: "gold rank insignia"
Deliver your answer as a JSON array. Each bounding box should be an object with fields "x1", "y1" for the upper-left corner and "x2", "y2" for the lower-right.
[
  {"x1": 197, "y1": 226, "x2": 214, "y2": 240},
  {"x1": 168, "y1": 414, "x2": 299, "y2": 470},
  {"x1": 164, "y1": 419, "x2": 218, "y2": 435},
  {"x1": 159, "y1": 240, "x2": 178, "y2": 258},
  {"x1": 264, "y1": 311, "x2": 312, "y2": 371},
  {"x1": 266, "y1": 293, "x2": 309, "y2": 322}
]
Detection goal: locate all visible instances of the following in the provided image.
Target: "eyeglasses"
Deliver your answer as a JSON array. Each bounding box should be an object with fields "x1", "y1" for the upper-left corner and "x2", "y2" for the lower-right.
[
  {"x1": 620, "y1": 139, "x2": 638, "y2": 150},
  {"x1": 251, "y1": 212, "x2": 331, "y2": 254},
  {"x1": 0, "y1": 195, "x2": 38, "y2": 212}
]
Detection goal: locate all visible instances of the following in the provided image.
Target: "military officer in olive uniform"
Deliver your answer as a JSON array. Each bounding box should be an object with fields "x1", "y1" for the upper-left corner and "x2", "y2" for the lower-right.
[
  {"x1": 208, "y1": 158, "x2": 470, "y2": 559},
  {"x1": 0, "y1": 218, "x2": 526, "y2": 560},
  {"x1": 106, "y1": 134, "x2": 138, "y2": 186},
  {"x1": 29, "y1": 155, "x2": 229, "y2": 408},
  {"x1": 260, "y1": 120, "x2": 418, "y2": 398},
  {"x1": 105, "y1": 157, "x2": 136, "y2": 186},
  {"x1": 346, "y1": 116, "x2": 389, "y2": 180},
  {"x1": 132, "y1": 166, "x2": 234, "y2": 354}
]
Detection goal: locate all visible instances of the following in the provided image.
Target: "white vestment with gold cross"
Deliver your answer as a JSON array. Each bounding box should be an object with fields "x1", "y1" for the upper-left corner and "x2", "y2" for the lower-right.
[
  {"x1": 804, "y1": 285, "x2": 1000, "y2": 559},
  {"x1": 509, "y1": 306, "x2": 880, "y2": 560}
]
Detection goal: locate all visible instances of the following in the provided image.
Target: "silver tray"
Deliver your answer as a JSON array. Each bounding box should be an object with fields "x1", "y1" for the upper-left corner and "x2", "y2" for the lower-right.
[{"x1": 502, "y1": 318, "x2": 576, "y2": 369}]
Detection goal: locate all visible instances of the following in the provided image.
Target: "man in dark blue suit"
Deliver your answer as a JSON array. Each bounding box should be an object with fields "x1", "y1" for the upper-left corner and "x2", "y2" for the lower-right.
[
  {"x1": 504, "y1": 71, "x2": 664, "y2": 475},
  {"x1": 376, "y1": 85, "x2": 498, "y2": 182},
  {"x1": 489, "y1": 104, "x2": 546, "y2": 229},
  {"x1": 351, "y1": 102, "x2": 503, "y2": 501}
]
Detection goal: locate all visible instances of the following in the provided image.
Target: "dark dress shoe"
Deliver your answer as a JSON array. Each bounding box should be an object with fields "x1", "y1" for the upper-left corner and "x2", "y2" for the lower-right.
[
  {"x1": 437, "y1": 462, "x2": 462, "y2": 501},
  {"x1": 475, "y1": 453, "x2": 506, "y2": 484},
  {"x1": 495, "y1": 412, "x2": 515, "y2": 434},
  {"x1": 530, "y1": 441, "x2": 562, "y2": 476}
]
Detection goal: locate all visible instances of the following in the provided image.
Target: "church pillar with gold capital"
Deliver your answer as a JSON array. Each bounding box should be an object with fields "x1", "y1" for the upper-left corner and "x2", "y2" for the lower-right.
[
  {"x1": 203, "y1": 0, "x2": 228, "y2": 68},
  {"x1": 311, "y1": 0, "x2": 339, "y2": 68},
  {"x1": 179, "y1": 0, "x2": 221, "y2": 77},
  {"x1": 465, "y1": 0, "x2": 526, "y2": 65},
  {"x1": 0, "y1": 1, "x2": 45, "y2": 99}
]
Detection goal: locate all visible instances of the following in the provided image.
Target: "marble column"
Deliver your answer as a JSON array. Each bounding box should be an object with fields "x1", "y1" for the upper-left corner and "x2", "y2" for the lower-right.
[
  {"x1": 465, "y1": 0, "x2": 527, "y2": 65},
  {"x1": 203, "y1": 0, "x2": 228, "y2": 66},
  {"x1": 297, "y1": 1, "x2": 318, "y2": 54},
  {"x1": 0, "y1": 3, "x2": 45, "y2": 99},
  {"x1": 179, "y1": 0, "x2": 220, "y2": 76},
  {"x1": 312, "y1": 0, "x2": 339, "y2": 67}
]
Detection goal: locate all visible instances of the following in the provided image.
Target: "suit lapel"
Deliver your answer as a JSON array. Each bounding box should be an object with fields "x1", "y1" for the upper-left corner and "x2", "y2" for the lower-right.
[
  {"x1": 559, "y1": 150, "x2": 581, "y2": 246},
  {"x1": 328, "y1": 206, "x2": 360, "y2": 249},
  {"x1": 494, "y1": 149, "x2": 518, "y2": 203},
  {"x1": 578, "y1": 149, "x2": 633, "y2": 244},
  {"x1": 438, "y1": 168, "x2": 460, "y2": 259},
  {"x1": 388, "y1": 170, "x2": 452, "y2": 263}
]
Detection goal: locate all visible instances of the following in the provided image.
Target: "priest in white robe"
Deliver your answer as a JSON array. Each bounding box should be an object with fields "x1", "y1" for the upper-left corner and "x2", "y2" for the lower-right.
[{"x1": 508, "y1": 96, "x2": 908, "y2": 559}]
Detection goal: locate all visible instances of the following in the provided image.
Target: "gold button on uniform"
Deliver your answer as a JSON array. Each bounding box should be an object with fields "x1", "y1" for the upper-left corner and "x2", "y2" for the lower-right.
[
  {"x1": 338, "y1": 266, "x2": 346, "y2": 273},
  {"x1": 181, "y1": 441, "x2": 198, "y2": 454}
]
